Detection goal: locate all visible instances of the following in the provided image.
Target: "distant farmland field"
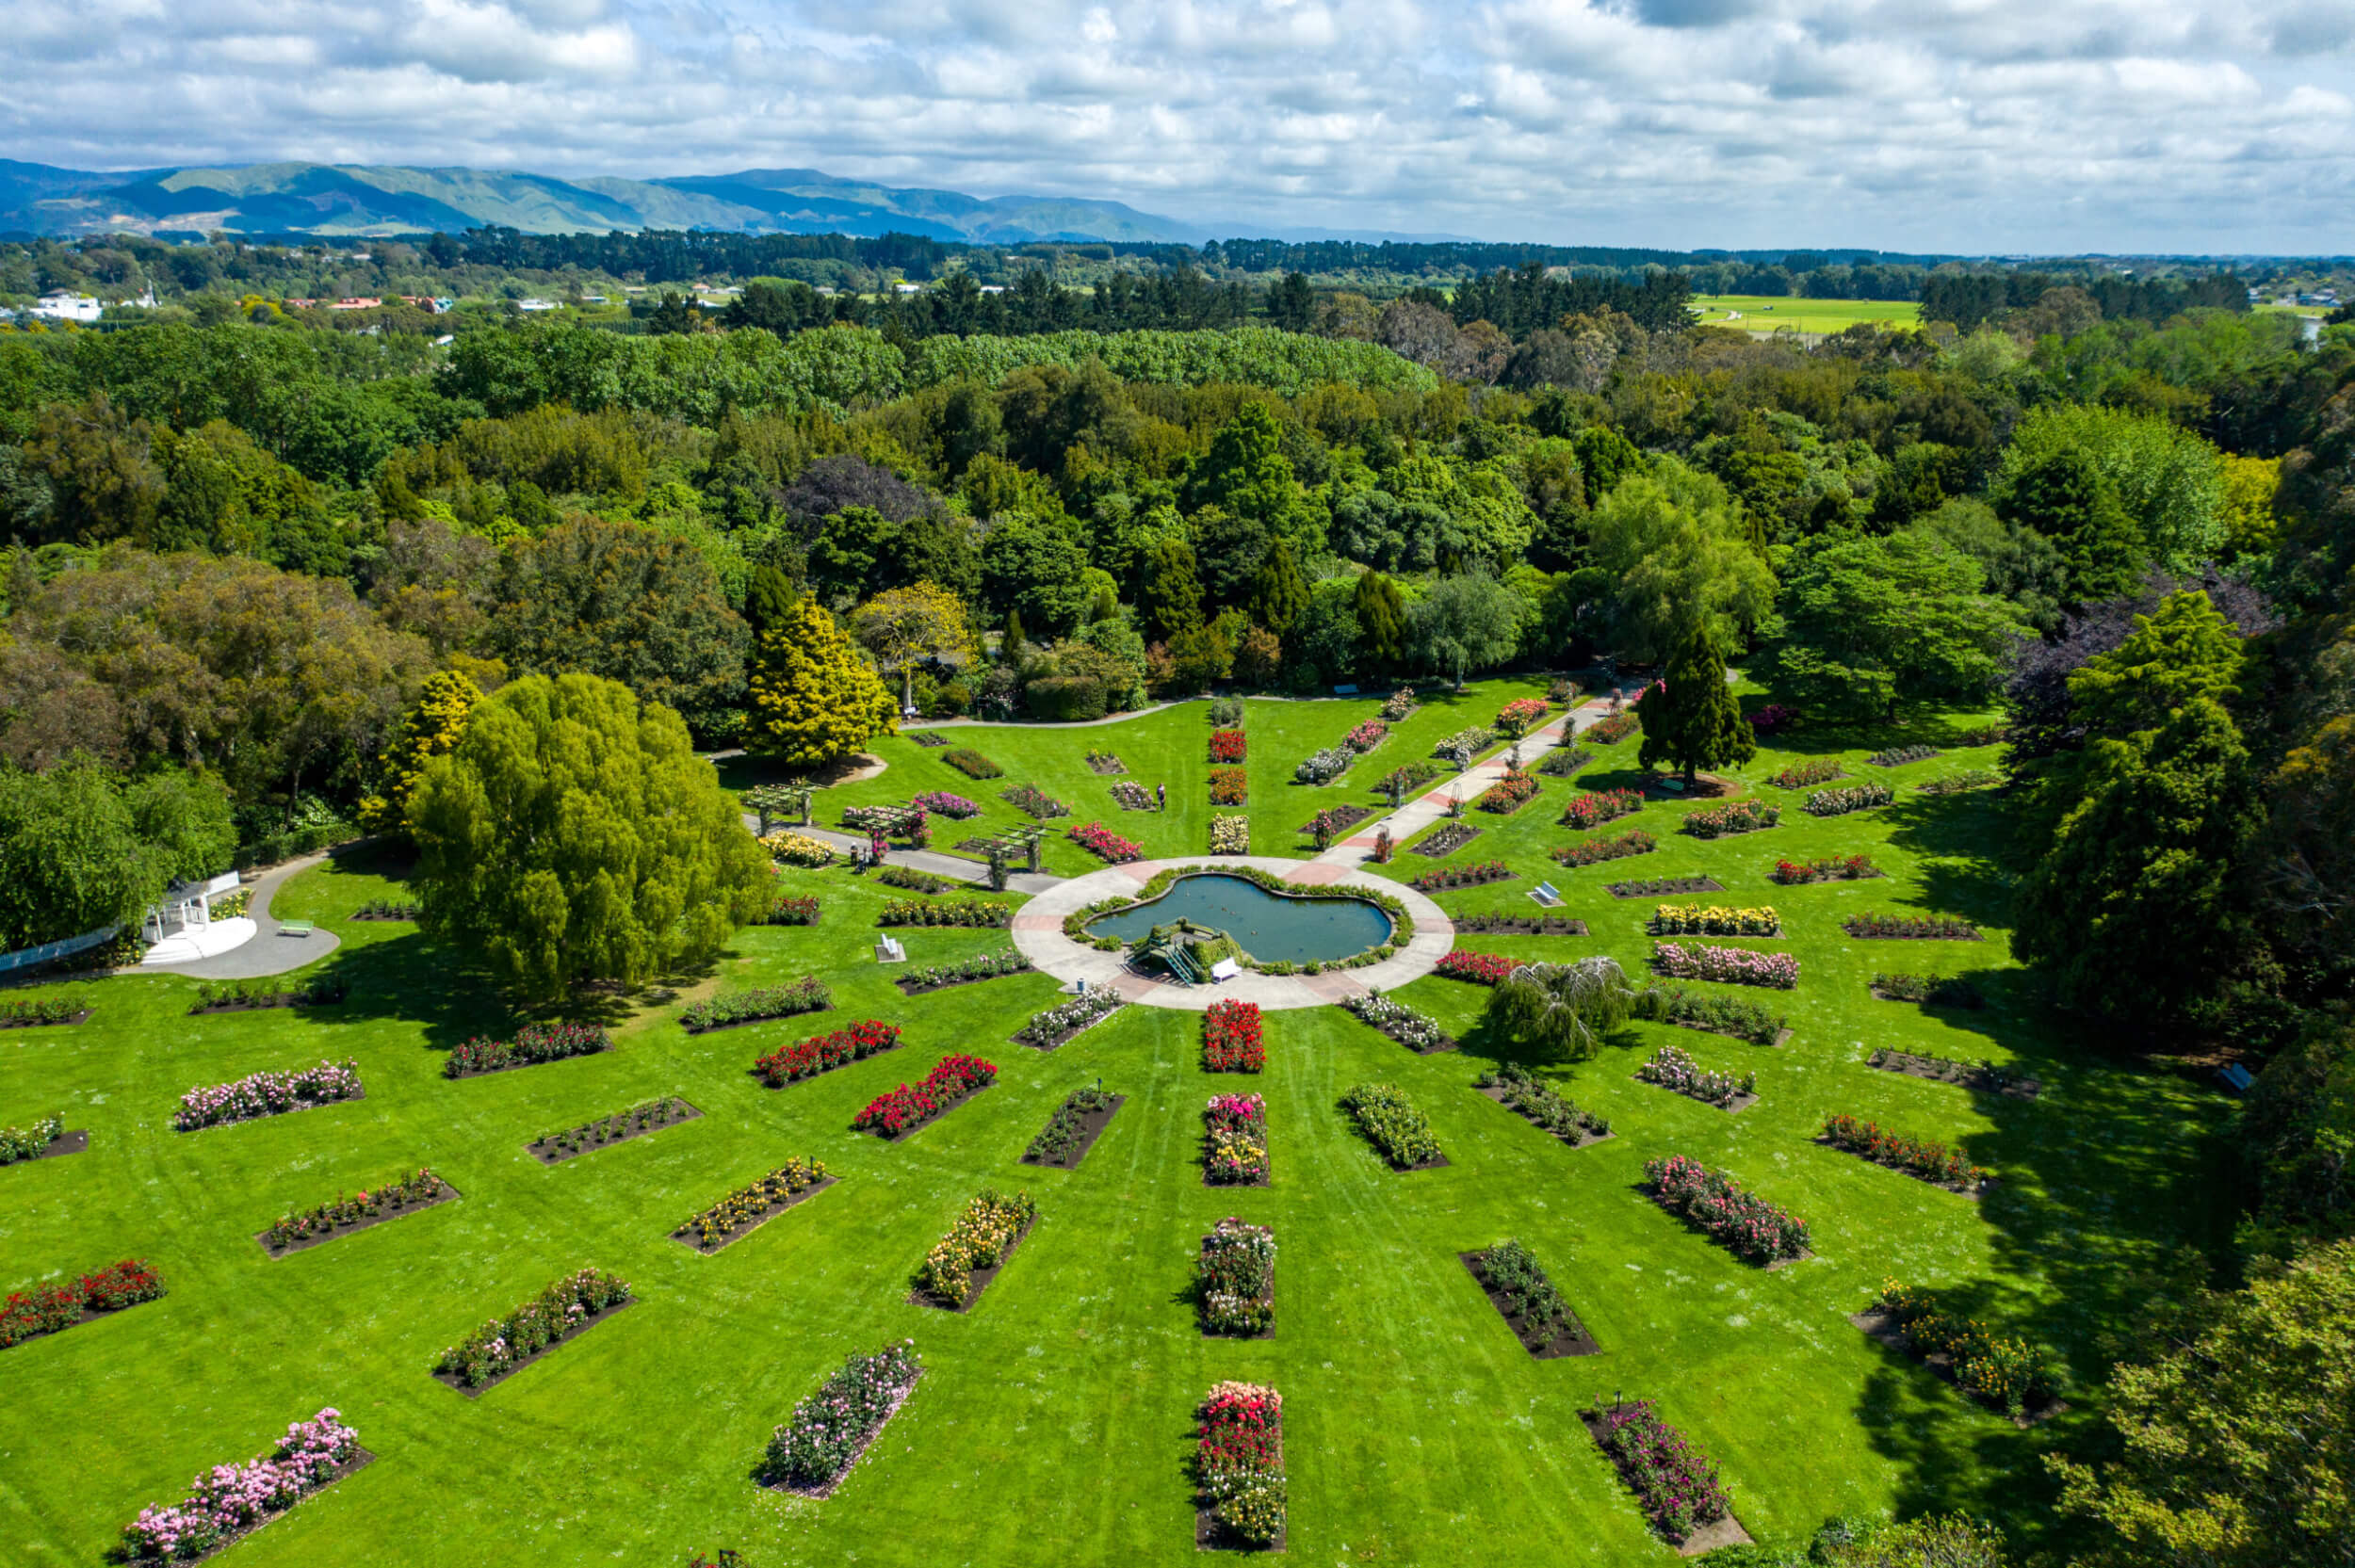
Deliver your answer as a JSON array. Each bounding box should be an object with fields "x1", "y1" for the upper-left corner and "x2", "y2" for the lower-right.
[{"x1": 1691, "y1": 295, "x2": 1923, "y2": 333}]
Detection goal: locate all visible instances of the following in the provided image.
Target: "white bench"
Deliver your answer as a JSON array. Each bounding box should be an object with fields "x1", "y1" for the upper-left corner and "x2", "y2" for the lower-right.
[
  {"x1": 874, "y1": 935, "x2": 907, "y2": 964},
  {"x1": 1210, "y1": 958, "x2": 1242, "y2": 982},
  {"x1": 1527, "y1": 881, "x2": 1563, "y2": 908}
]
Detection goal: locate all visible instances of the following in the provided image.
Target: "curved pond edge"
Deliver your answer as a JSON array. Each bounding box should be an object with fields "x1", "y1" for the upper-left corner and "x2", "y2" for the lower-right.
[{"x1": 1078, "y1": 866, "x2": 1409, "y2": 974}]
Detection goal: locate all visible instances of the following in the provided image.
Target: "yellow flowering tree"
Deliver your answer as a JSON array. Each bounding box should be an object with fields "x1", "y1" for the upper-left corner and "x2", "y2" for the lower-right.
[
  {"x1": 359, "y1": 668, "x2": 483, "y2": 836},
  {"x1": 749, "y1": 597, "x2": 897, "y2": 767}
]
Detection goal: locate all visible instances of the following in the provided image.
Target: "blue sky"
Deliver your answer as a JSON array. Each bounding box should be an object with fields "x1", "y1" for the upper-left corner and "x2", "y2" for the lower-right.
[{"x1": 5, "y1": 0, "x2": 2351, "y2": 251}]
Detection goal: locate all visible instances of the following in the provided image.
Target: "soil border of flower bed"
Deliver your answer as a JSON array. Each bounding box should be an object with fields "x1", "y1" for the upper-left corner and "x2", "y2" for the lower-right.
[
  {"x1": 189, "y1": 990, "x2": 346, "y2": 1015},
  {"x1": 1847, "y1": 1310, "x2": 2067, "y2": 1428},
  {"x1": 10, "y1": 1127, "x2": 89, "y2": 1164},
  {"x1": 671, "y1": 1174, "x2": 838, "y2": 1255},
  {"x1": 765, "y1": 1366, "x2": 924, "y2": 1500},
  {"x1": 1020, "y1": 1094, "x2": 1125, "y2": 1169},
  {"x1": 1865, "y1": 1049, "x2": 2041, "y2": 1099},
  {"x1": 433, "y1": 1295, "x2": 639, "y2": 1398},
  {"x1": 867, "y1": 1081, "x2": 995, "y2": 1142},
  {"x1": 1607, "y1": 877, "x2": 1724, "y2": 899},
  {"x1": 1634, "y1": 1075, "x2": 1760, "y2": 1115},
  {"x1": 1354, "y1": 1014, "x2": 1457, "y2": 1055},
  {"x1": 1641, "y1": 1181, "x2": 1813, "y2": 1270},
  {"x1": 1576, "y1": 1409, "x2": 1752, "y2": 1556},
  {"x1": 446, "y1": 1044, "x2": 610, "y2": 1080},
  {"x1": 1296, "y1": 802, "x2": 1375, "y2": 837},
  {"x1": 683, "y1": 1004, "x2": 836, "y2": 1037},
  {"x1": 908, "y1": 1214, "x2": 1037, "y2": 1314},
  {"x1": 1407, "y1": 822, "x2": 1483, "y2": 859},
  {"x1": 893, "y1": 963, "x2": 1033, "y2": 996},
  {"x1": 0, "y1": 1009, "x2": 93, "y2": 1029},
  {"x1": 1458, "y1": 1252, "x2": 1600, "y2": 1359},
  {"x1": 1812, "y1": 1134, "x2": 1992, "y2": 1198},
  {"x1": 1454, "y1": 915, "x2": 1589, "y2": 936},
  {"x1": 528, "y1": 1101, "x2": 703, "y2": 1165},
  {"x1": 158, "y1": 1447, "x2": 381, "y2": 1567},
  {"x1": 1476, "y1": 1086, "x2": 1614, "y2": 1151},
  {"x1": 256, "y1": 1176, "x2": 463, "y2": 1257}
]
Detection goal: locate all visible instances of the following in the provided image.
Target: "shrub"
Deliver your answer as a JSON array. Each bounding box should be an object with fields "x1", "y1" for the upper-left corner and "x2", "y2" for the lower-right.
[
  {"x1": 1475, "y1": 1061, "x2": 1609, "y2": 1141},
  {"x1": 175, "y1": 1060, "x2": 363, "y2": 1130},
  {"x1": 435, "y1": 1268, "x2": 631, "y2": 1386},
  {"x1": 854, "y1": 1055, "x2": 998, "y2": 1136},
  {"x1": 3, "y1": 1258, "x2": 165, "y2": 1349},
  {"x1": 1435, "y1": 725, "x2": 1499, "y2": 762},
  {"x1": 877, "y1": 897, "x2": 1013, "y2": 928},
  {"x1": 1593, "y1": 1399, "x2": 1732, "y2": 1544},
  {"x1": 1110, "y1": 780, "x2": 1155, "y2": 810},
  {"x1": 1561, "y1": 788, "x2": 1643, "y2": 830},
  {"x1": 189, "y1": 976, "x2": 345, "y2": 1012},
  {"x1": 1204, "y1": 1093, "x2": 1269, "y2": 1184},
  {"x1": 1748, "y1": 703, "x2": 1796, "y2": 735},
  {"x1": 1918, "y1": 768, "x2": 2005, "y2": 795},
  {"x1": 1845, "y1": 912, "x2": 1982, "y2": 940},
  {"x1": 759, "y1": 1344, "x2": 923, "y2": 1491},
  {"x1": 757, "y1": 892, "x2": 821, "y2": 925},
  {"x1": 0, "y1": 994, "x2": 87, "y2": 1025},
  {"x1": 1000, "y1": 783, "x2": 1070, "y2": 819},
  {"x1": 1631, "y1": 984, "x2": 1785, "y2": 1045},
  {"x1": 1768, "y1": 758, "x2": 1843, "y2": 788},
  {"x1": 1208, "y1": 698, "x2": 1246, "y2": 727},
  {"x1": 1026, "y1": 1085, "x2": 1119, "y2": 1161},
  {"x1": 1209, "y1": 815, "x2": 1251, "y2": 854},
  {"x1": 1476, "y1": 767, "x2": 1541, "y2": 814},
  {"x1": 1473, "y1": 1239, "x2": 1575, "y2": 1344},
  {"x1": 1805, "y1": 782, "x2": 1895, "y2": 816},
  {"x1": 447, "y1": 1023, "x2": 609, "y2": 1076},
  {"x1": 1014, "y1": 992, "x2": 1122, "y2": 1049},
  {"x1": 1636, "y1": 1044, "x2": 1757, "y2": 1107},
  {"x1": 942, "y1": 747, "x2": 1002, "y2": 779},
  {"x1": 1294, "y1": 745, "x2": 1353, "y2": 784},
  {"x1": 1406, "y1": 858, "x2": 1512, "y2": 893},
  {"x1": 1874, "y1": 1281, "x2": 2055, "y2": 1414},
  {"x1": 1553, "y1": 829, "x2": 1656, "y2": 867},
  {"x1": 1681, "y1": 799, "x2": 1779, "y2": 837},
  {"x1": 120, "y1": 1408, "x2": 358, "y2": 1561},
  {"x1": 1374, "y1": 760, "x2": 1441, "y2": 798},
  {"x1": 1535, "y1": 745, "x2": 1593, "y2": 777},
  {"x1": 916, "y1": 1188, "x2": 1037, "y2": 1306},
  {"x1": 680, "y1": 978, "x2": 832, "y2": 1030},
  {"x1": 1205, "y1": 999, "x2": 1264, "y2": 1072},
  {"x1": 1771, "y1": 854, "x2": 1880, "y2": 883},
  {"x1": 0, "y1": 1112, "x2": 64, "y2": 1164},
  {"x1": 1437, "y1": 950, "x2": 1519, "y2": 985},
  {"x1": 1340, "y1": 1081, "x2": 1443, "y2": 1167},
  {"x1": 679, "y1": 1158, "x2": 831, "y2": 1249},
  {"x1": 1196, "y1": 1218, "x2": 1275, "y2": 1335},
  {"x1": 1209, "y1": 728, "x2": 1248, "y2": 764},
  {"x1": 763, "y1": 832, "x2": 835, "y2": 867},
  {"x1": 1339, "y1": 993, "x2": 1452, "y2": 1052},
  {"x1": 1822, "y1": 1114, "x2": 1984, "y2": 1189},
  {"x1": 1495, "y1": 697, "x2": 1551, "y2": 737},
  {"x1": 754, "y1": 1020, "x2": 902, "y2": 1086},
  {"x1": 1345, "y1": 719, "x2": 1388, "y2": 752},
  {"x1": 1586, "y1": 710, "x2": 1639, "y2": 745},
  {"x1": 1650, "y1": 942, "x2": 1799, "y2": 989},
  {"x1": 875, "y1": 864, "x2": 955, "y2": 895},
  {"x1": 1867, "y1": 743, "x2": 1941, "y2": 768},
  {"x1": 910, "y1": 790, "x2": 981, "y2": 817},
  {"x1": 1026, "y1": 674, "x2": 1107, "y2": 721},
  {"x1": 1195, "y1": 1382, "x2": 1285, "y2": 1545},
  {"x1": 352, "y1": 899, "x2": 418, "y2": 920},
  {"x1": 1209, "y1": 766, "x2": 1249, "y2": 805},
  {"x1": 1379, "y1": 687, "x2": 1419, "y2": 720},
  {"x1": 1068, "y1": 820, "x2": 1142, "y2": 864},
  {"x1": 1648, "y1": 903, "x2": 1781, "y2": 936},
  {"x1": 1645, "y1": 1154, "x2": 1810, "y2": 1263},
  {"x1": 1873, "y1": 973, "x2": 1985, "y2": 1008},
  {"x1": 262, "y1": 1167, "x2": 445, "y2": 1250}
]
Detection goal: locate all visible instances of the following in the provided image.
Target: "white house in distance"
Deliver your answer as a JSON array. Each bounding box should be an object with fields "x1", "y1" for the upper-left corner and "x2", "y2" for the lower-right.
[{"x1": 29, "y1": 291, "x2": 104, "y2": 322}]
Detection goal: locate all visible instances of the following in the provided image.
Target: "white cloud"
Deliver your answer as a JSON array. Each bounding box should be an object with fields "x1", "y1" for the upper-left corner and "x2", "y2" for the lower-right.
[{"x1": 0, "y1": 0, "x2": 2347, "y2": 250}]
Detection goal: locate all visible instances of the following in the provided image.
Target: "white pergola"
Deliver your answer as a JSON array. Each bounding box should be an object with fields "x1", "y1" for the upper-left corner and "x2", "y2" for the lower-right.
[{"x1": 143, "y1": 871, "x2": 243, "y2": 943}]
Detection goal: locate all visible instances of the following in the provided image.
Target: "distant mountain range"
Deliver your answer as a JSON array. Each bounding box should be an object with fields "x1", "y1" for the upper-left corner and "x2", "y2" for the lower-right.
[{"x1": 0, "y1": 159, "x2": 1471, "y2": 246}]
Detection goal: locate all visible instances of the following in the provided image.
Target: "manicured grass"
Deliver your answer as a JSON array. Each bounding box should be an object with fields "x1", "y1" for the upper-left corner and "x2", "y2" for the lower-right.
[
  {"x1": 1691, "y1": 295, "x2": 1925, "y2": 335},
  {"x1": 0, "y1": 691, "x2": 2234, "y2": 1564}
]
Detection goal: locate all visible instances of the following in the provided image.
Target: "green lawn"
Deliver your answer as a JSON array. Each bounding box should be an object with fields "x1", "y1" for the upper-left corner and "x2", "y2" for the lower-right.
[
  {"x1": 0, "y1": 685, "x2": 2234, "y2": 1564},
  {"x1": 1691, "y1": 296, "x2": 1924, "y2": 335}
]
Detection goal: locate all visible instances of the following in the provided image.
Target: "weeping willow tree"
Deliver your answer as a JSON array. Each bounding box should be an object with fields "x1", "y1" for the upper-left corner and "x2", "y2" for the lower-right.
[{"x1": 1486, "y1": 958, "x2": 1634, "y2": 1061}]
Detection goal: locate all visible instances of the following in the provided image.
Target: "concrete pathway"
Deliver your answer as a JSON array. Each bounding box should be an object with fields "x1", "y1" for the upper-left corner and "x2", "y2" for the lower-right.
[
  {"x1": 138, "y1": 851, "x2": 344, "y2": 980},
  {"x1": 1008, "y1": 856, "x2": 1453, "y2": 1011}
]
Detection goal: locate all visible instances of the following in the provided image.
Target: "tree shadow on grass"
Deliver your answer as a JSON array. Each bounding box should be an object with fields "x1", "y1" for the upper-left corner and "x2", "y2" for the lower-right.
[
  {"x1": 1876, "y1": 790, "x2": 2022, "y2": 931},
  {"x1": 1851, "y1": 1360, "x2": 2079, "y2": 1558}
]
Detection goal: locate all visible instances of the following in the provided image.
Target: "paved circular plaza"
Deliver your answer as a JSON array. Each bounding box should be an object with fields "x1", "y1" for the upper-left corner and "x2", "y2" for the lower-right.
[{"x1": 1007, "y1": 856, "x2": 1454, "y2": 1011}]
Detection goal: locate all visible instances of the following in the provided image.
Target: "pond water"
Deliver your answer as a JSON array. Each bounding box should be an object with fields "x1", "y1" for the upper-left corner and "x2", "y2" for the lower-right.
[{"x1": 1085, "y1": 874, "x2": 1392, "y2": 964}]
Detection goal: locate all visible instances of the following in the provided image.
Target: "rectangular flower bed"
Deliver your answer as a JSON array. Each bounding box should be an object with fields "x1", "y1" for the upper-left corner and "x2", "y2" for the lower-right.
[
  {"x1": 1340, "y1": 1081, "x2": 1447, "y2": 1170},
  {"x1": 1455, "y1": 913, "x2": 1589, "y2": 935},
  {"x1": 1866, "y1": 744, "x2": 1941, "y2": 768},
  {"x1": 1644, "y1": 1154, "x2": 1811, "y2": 1265},
  {"x1": 1820, "y1": 1113, "x2": 1987, "y2": 1193},
  {"x1": 1918, "y1": 768, "x2": 2004, "y2": 795},
  {"x1": 0, "y1": 994, "x2": 93, "y2": 1028},
  {"x1": 1647, "y1": 904, "x2": 1781, "y2": 937},
  {"x1": 1866, "y1": 1047, "x2": 2040, "y2": 1098},
  {"x1": 1022, "y1": 1087, "x2": 1124, "y2": 1167},
  {"x1": 1650, "y1": 942, "x2": 1798, "y2": 989},
  {"x1": 1374, "y1": 760, "x2": 1441, "y2": 798},
  {"x1": 188, "y1": 977, "x2": 347, "y2": 1015},
  {"x1": 1495, "y1": 696, "x2": 1551, "y2": 736},
  {"x1": 758, "y1": 1344, "x2": 923, "y2": 1498},
  {"x1": 1406, "y1": 859, "x2": 1513, "y2": 894},
  {"x1": 942, "y1": 747, "x2": 1002, "y2": 779},
  {"x1": 1436, "y1": 724, "x2": 1499, "y2": 761},
  {"x1": 854, "y1": 1055, "x2": 998, "y2": 1139},
  {"x1": 1014, "y1": 992, "x2": 1124, "y2": 1051},
  {"x1": 1561, "y1": 787, "x2": 1643, "y2": 830},
  {"x1": 1767, "y1": 758, "x2": 1844, "y2": 789},
  {"x1": 1804, "y1": 782, "x2": 1894, "y2": 816},
  {"x1": 1204, "y1": 998, "x2": 1264, "y2": 1073},
  {"x1": 875, "y1": 865, "x2": 958, "y2": 896},
  {"x1": 1295, "y1": 745, "x2": 1352, "y2": 784},
  {"x1": 1475, "y1": 767, "x2": 1541, "y2": 815},
  {"x1": 1298, "y1": 802, "x2": 1374, "y2": 839},
  {"x1": 1001, "y1": 783, "x2": 1071, "y2": 819},
  {"x1": 446, "y1": 1023, "x2": 609, "y2": 1078},
  {"x1": 1338, "y1": 993, "x2": 1456, "y2": 1054},
  {"x1": 1204, "y1": 1093, "x2": 1269, "y2": 1187},
  {"x1": 1681, "y1": 800, "x2": 1779, "y2": 838},
  {"x1": 1585, "y1": 710, "x2": 1639, "y2": 745},
  {"x1": 1857, "y1": 1281, "x2": 2060, "y2": 1422},
  {"x1": 1770, "y1": 854, "x2": 1882, "y2": 884},
  {"x1": 1209, "y1": 812, "x2": 1251, "y2": 853},
  {"x1": 1631, "y1": 985, "x2": 1788, "y2": 1047},
  {"x1": 1209, "y1": 765, "x2": 1249, "y2": 805},
  {"x1": 910, "y1": 730, "x2": 948, "y2": 746},
  {"x1": 876, "y1": 898, "x2": 1014, "y2": 929},
  {"x1": 1346, "y1": 718, "x2": 1389, "y2": 752},
  {"x1": 176, "y1": 1060, "x2": 363, "y2": 1131},
  {"x1": 674, "y1": 1158, "x2": 835, "y2": 1253},
  {"x1": 528, "y1": 1097, "x2": 700, "y2": 1164},
  {"x1": 1195, "y1": 1382, "x2": 1286, "y2": 1550},
  {"x1": 1436, "y1": 950, "x2": 1518, "y2": 986},
  {"x1": 1535, "y1": 745, "x2": 1593, "y2": 779},
  {"x1": 1474, "y1": 1063, "x2": 1611, "y2": 1149},
  {"x1": 1085, "y1": 750, "x2": 1126, "y2": 775},
  {"x1": 259, "y1": 1166, "x2": 458, "y2": 1255},
  {"x1": 912, "y1": 1188, "x2": 1037, "y2": 1310},
  {"x1": 911, "y1": 789, "x2": 982, "y2": 817},
  {"x1": 680, "y1": 977, "x2": 833, "y2": 1033},
  {"x1": 2, "y1": 1113, "x2": 84, "y2": 1166},
  {"x1": 432, "y1": 1267, "x2": 633, "y2": 1395},
  {"x1": 894, "y1": 947, "x2": 1032, "y2": 994},
  {"x1": 1380, "y1": 687, "x2": 1419, "y2": 721},
  {"x1": 3, "y1": 1258, "x2": 165, "y2": 1350},
  {"x1": 1606, "y1": 875, "x2": 1723, "y2": 899},
  {"x1": 1553, "y1": 829, "x2": 1654, "y2": 867},
  {"x1": 754, "y1": 1020, "x2": 903, "y2": 1086},
  {"x1": 1871, "y1": 973, "x2": 1985, "y2": 1009},
  {"x1": 1111, "y1": 781, "x2": 1156, "y2": 811},
  {"x1": 1462, "y1": 1240, "x2": 1598, "y2": 1357},
  {"x1": 765, "y1": 832, "x2": 836, "y2": 867},
  {"x1": 350, "y1": 899, "x2": 420, "y2": 921},
  {"x1": 120, "y1": 1408, "x2": 367, "y2": 1562},
  {"x1": 1210, "y1": 728, "x2": 1248, "y2": 764},
  {"x1": 1635, "y1": 1044, "x2": 1758, "y2": 1111},
  {"x1": 1844, "y1": 912, "x2": 1984, "y2": 941},
  {"x1": 1196, "y1": 1218, "x2": 1275, "y2": 1337},
  {"x1": 1069, "y1": 819, "x2": 1144, "y2": 864},
  {"x1": 1583, "y1": 1399, "x2": 1741, "y2": 1550},
  {"x1": 755, "y1": 892, "x2": 821, "y2": 926},
  {"x1": 1408, "y1": 820, "x2": 1483, "y2": 858}
]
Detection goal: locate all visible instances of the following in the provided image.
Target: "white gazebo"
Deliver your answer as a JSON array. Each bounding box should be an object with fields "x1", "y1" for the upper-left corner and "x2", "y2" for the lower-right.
[{"x1": 139, "y1": 872, "x2": 256, "y2": 965}]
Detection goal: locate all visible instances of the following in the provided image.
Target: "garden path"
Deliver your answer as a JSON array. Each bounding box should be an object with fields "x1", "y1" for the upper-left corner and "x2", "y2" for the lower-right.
[{"x1": 137, "y1": 851, "x2": 344, "y2": 979}]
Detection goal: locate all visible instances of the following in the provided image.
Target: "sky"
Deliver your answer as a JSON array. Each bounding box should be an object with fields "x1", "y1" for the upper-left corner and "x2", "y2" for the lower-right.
[{"x1": 4, "y1": 0, "x2": 2353, "y2": 253}]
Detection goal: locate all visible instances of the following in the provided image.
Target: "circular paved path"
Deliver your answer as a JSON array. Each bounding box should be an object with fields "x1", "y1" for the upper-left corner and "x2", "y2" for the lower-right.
[{"x1": 1009, "y1": 856, "x2": 1454, "y2": 1011}]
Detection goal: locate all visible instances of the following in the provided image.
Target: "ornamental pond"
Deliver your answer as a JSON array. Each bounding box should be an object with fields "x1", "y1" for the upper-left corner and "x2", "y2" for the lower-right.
[{"x1": 1084, "y1": 873, "x2": 1392, "y2": 964}]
